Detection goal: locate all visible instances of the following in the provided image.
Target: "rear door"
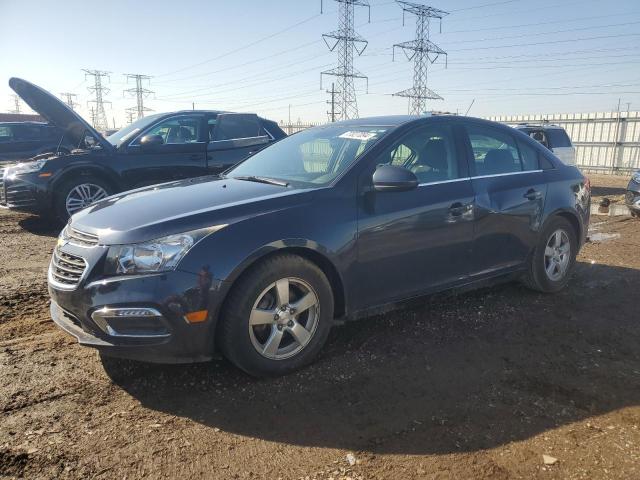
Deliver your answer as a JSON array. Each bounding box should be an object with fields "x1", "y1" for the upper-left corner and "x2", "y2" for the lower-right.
[
  {"x1": 120, "y1": 114, "x2": 208, "y2": 188},
  {"x1": 0, "y1": 125, "x2": 17, "y2": 163},
  {"x1": 206, "y1": 113, "x2": 270, "y2": 174},
  {"x1": 355, "y1": 122, "x2": 475, "y2": 308},
  {"x1": 463, "y1": 123, "x2": 547, "y2": 276}
]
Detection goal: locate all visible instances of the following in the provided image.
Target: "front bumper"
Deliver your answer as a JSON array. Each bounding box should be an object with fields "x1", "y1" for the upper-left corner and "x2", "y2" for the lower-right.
[
  {"x1": 0, "y1": 170, "x2": 50, "y2": 214},
  {"x1": 48, "y1": 242, "x2": 230, "y2": 363},
  {"x1": 625, "y1": 180, "x2": 640, "y2": 212}
]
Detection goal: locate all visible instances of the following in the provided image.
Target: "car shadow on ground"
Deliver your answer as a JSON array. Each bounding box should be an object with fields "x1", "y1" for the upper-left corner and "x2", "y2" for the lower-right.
[
  {"x1": 591, "y1": 184, "x2": 627, "y2": 198},
  {"x1": 103, "y1": 262, "x2": 640, "y2": 455},
  {"x1": 18, "y1": 215, "x2": 60, "y2": 238}
]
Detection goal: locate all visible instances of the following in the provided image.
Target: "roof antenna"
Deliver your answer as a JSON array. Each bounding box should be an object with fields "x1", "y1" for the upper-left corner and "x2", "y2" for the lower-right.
[{"x1": 465, "y1": 99, "x2": 475, "y2": 116}]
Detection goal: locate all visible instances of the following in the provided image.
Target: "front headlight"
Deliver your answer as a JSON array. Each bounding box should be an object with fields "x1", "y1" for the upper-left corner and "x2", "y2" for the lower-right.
[
  {"x1": 103, "y1": 225, "x2": 225, "y2": 275},
  {"x1": 9, "y1": 159, "x2": 48, "y2": 175},
  {"x1": 632, "y1": 171, "x2": 640, "y2": 183}
]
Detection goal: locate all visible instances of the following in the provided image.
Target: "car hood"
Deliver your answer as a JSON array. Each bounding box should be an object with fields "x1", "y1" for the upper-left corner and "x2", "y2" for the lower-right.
[
  {"x1": 70, "y1": 176, "x2": 313, "y2": 244},
  {"x1": 8, "y1": 77, "x2": 113, "y2": 152}
]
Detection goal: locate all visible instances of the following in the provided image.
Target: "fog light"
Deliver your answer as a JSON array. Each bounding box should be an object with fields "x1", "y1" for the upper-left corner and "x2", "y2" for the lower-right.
[{"x1": 91, "y1": 307, "x2": 170, "y2": 338}]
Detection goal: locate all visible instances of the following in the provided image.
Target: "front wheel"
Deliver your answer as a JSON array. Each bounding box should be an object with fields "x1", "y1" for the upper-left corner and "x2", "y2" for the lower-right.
[
  {"x1": 54, "y1": 176, "x2": 112, "y2": 223},
  {"x1": 218, "y1": 254, "x2": 334, "y2": 377},
  {"x1": 524, "y1": 216, "x2": 578, "y2": 293}
]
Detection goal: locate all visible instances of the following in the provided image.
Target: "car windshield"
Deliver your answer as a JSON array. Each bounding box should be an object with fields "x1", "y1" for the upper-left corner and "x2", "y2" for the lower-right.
[
  {"x1": 227, "y1": 124, "x2": 390, "y2": 187},
  {"x1": 105, "y1": 113, "x2": 165, "y2": 147}
]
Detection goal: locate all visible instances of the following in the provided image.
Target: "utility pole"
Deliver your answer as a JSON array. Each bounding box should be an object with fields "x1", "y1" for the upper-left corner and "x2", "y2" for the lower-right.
[
  {"x1": 60, "y1": 92, "x2": 79, "y2": 111},
  {"x1": 326, "y1": 82, "x2": 340, "y2": 122},
  {"x1": 392, "y1": 1, "x2": 448, "y2": 115},
  {"x1": 83, "y1": 69, "x2": 111, "y2": 131},
  {"x1": 321, "y1": 0, "x2": 370, "y2": 120},
  {"x1": 123, "y1": 73, "x2": 154, "y2": 120},
  {"x1": 9, "y1": 94, "x2": 21, "y2": 114},
  {"x1": 125, "y1": 109, "x2": 136, "y2": 125}
]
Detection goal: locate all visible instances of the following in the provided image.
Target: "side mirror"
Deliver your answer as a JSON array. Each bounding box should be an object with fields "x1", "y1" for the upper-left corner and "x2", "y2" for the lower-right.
[
  {"x1": 372, "y1": 164, "x2": 419, "y2": 192},
  {"x1": 140, "y1": 134, "x2": 164, "y2": 148}
]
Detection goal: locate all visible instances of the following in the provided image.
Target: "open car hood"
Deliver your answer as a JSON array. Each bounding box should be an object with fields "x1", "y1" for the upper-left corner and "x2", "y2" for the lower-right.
[{"x1": 9, "y1": 77, "x2": 113, "y2": 152}]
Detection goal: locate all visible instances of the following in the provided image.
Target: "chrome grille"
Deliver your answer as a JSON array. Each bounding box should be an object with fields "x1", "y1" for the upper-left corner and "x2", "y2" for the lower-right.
[
  {"x1": 50, "y1": 248, "x2": 87, "y2": 288},
  {"x1": 67, "y1": 227, "x2": 99, "y2": 247}
]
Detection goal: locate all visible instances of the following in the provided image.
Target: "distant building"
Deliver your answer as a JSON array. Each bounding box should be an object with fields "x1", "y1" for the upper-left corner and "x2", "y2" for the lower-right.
[{"x1": 0, "y1": 113, "x2": 44, "y2": 122}]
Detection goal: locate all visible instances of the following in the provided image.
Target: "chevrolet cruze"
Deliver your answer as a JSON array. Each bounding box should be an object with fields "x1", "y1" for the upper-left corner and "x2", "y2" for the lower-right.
[{"x1": 48, "y1": 115, "x2": 590, "y2": 377}]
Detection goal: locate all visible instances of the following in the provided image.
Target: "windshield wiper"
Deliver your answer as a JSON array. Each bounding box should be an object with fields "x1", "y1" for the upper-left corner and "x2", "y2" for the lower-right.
[{"x1": 233, "y1": 175, "x2": 290, "y2": 187}]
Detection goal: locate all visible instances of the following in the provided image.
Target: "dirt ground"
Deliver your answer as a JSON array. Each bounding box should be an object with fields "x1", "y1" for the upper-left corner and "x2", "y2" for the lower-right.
[{"x1": 1, "y1": 175, "x2": 639, "y2": 480}]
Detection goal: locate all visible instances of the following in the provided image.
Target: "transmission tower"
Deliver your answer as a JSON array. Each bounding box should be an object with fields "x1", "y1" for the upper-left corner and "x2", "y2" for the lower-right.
[
  {"x1": 60, "y1": 92, "x2": 79, "y2": 111},
  {"x1": 320, "y1": 0, "x2": 370, "y2": 120},
  {"x1": 123, "y1": 74, "x2": 154, "y2": 120},
  {"x1": 392, "y1": 1, "x2": 448, "y2": 115},
  {"x1": 326, "y1": 82, "x2": 341, "y2": 122},
  {"x1": 83, "y1": 69, "x2": 111, "y2": 131},
  {"x1": 9, "y1": 94, "x2": 22, "y2": 114}
]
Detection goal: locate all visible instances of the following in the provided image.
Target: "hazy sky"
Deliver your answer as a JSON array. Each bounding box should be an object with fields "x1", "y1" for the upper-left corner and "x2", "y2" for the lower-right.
[{"x1": 1, "y1": 0, "x2": 639, "y2": 128}]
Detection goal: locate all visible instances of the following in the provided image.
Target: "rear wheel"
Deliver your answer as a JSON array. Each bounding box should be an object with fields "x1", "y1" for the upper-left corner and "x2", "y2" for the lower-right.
[
  {"x1": 54, "y1": 176, "x2": 112, "y2": 223},
  {"x1": 219, "y1": 254, "x2": 334, "y2": 377},
  {"x1": 524, "y1": 216, "x2": 577, "y2": 292}
]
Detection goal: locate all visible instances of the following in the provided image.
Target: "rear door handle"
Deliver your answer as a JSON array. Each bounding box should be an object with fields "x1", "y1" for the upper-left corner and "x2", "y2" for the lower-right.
[{"x1": 524, "y1": 189, "x2": 542, "y2": 201}]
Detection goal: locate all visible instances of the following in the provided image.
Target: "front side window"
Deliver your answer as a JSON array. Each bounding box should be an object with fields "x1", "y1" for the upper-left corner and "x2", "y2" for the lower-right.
[
  {"x1": 227, "y1": 125, "x2": 390, "y2": 187},
  {"x1": 467, "y1": 125, "x2": 522, "y2": 176},
  {"x1": 140, "y1": 116, "x2": 201, "y2": 145},
  {"x1": 377, "y1": 124, "x2": 460, "y2": 184}
]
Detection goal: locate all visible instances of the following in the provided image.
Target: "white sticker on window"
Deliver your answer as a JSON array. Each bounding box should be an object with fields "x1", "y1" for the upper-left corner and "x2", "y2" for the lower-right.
[{"x1": 338, "y1": 131, "x2": 377, "y2": 141}]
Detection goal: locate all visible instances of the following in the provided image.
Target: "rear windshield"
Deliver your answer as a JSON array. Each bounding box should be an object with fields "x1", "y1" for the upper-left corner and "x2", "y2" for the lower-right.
[{"x1": 546, "y1": 129, "x2": 572, "y2": 148}]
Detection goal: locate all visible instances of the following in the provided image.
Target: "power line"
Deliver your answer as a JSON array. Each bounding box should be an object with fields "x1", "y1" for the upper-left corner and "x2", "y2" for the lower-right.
[
  {"x1": 321, "y1": 0, "x2": 371, "y2": 120},
  {"x1": 123, "y1": 74, "x2": 154, "y2": 120},
  {"x1": 392, "y1": 1, "x2": 447, "y2": 115},
  {"x1": 156, "y1": 12, "x2": 326, "y2": 78},
  {"x1": 83, "y1": 69, "x2": 111, "y2": 131}
]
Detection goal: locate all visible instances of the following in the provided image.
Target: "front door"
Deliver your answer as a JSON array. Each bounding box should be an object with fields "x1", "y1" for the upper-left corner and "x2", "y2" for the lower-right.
[
  {"x1": 120, "y1": 114, "x2": 208, "y2": 189},
  {"x1": 354, "y1": 122, "x2": 475, "y2": 309}
]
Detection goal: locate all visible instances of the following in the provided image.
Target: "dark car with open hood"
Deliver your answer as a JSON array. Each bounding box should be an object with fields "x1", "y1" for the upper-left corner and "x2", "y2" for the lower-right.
[
  {"x1": 48, "y1": 114, "x2": 590, "y2": 377},
  {"x1": 0, "y1": 78, "x2": 285, "y2": 222}
]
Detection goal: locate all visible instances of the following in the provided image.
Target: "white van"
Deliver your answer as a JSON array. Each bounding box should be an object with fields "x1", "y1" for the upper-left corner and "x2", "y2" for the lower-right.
[{"x1": 515, "y1": 124, "x2": 576, "y2": 166}]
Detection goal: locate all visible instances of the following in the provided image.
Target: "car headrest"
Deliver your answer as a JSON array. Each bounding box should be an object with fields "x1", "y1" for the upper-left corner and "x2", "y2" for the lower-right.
[{"x1": 418, "y1": 139, "x2": 448, "y2": 171}]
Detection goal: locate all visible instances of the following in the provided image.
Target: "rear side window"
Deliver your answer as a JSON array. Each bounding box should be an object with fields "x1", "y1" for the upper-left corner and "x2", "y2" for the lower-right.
[
  {"x1": 466, "y1": 125, "x2": 522, "y2": 175},
  {"x1": 517, "y1": 140, "x2": 540, "y2": 171},
  {"x1": 213, "y1": 114, "x2": 262, "y2": 141},
  {"x1": 546, "y1": 129, "x2": 572, "y2": 148}
]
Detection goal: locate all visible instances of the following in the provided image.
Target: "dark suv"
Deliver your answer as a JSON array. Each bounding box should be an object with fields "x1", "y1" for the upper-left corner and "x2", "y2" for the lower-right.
[
  {"x1": 1, "y1": 78, "x2": 285, "y2": 221},
  {"x1": 0, "y1": 121, "x2": 71, "y2": 164}
]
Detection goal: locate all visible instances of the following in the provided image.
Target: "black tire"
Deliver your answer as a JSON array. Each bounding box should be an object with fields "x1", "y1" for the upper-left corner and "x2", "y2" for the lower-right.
[
  {"x1": 54, "y1": 175, "x2": 113, "y2": 223},
  {"x1": 523, "y1": 216, "x2": 578, "y2": 293},
  {"x1": 218, "y1": 254, "x2": 334, "y2": 377}
]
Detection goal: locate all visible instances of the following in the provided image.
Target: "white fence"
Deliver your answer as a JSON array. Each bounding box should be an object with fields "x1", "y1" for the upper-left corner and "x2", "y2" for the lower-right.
[{"x1": 489, "y1": 112, "x2": 640, "y2": 175}]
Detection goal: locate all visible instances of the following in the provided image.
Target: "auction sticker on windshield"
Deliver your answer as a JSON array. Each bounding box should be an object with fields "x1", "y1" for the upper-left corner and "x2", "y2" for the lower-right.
[{"x1": 338, "y1": 131, "x2": 379, "y2": 141}]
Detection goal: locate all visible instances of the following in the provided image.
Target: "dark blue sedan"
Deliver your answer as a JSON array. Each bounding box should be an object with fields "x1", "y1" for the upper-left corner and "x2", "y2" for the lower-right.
[{"x1": 47, "y1": 115, "x2": 590, "y2": 377}]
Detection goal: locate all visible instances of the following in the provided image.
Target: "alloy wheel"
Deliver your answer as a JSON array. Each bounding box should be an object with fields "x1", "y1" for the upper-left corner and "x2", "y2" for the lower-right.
[
  {"x1": 544, "y1": 229, "x2": 571, "y2": 281},
  {"x1": 248, "y1": 277, "x2": 320, "y2": 360},
  {"x1": 65, "y1": 183, "x2": 109, "y2": 215}
]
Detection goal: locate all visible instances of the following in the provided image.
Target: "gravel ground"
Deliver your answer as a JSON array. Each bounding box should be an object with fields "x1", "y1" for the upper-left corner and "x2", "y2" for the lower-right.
[{"x1": 1, "y1": 175, "x2": 639, "y2": 480}]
